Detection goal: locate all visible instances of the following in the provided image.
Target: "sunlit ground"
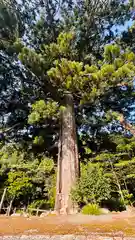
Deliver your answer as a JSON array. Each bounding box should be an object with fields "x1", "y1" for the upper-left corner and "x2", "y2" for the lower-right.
[{"x1": 1, "y1": 212, "x2": 135, "y2": 237}]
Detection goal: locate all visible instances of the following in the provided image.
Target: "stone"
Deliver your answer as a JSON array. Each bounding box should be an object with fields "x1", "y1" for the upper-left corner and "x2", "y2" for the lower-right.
[
  {"x1": 101, "y1": 208, "x2": 110, "y2": 214},
  {"x1": 23, "y1": 213, "x2": 29, "y2": 218},
  {"x1": 11, "y1": 213, "x2": 22, "y2": 217},
  {"x1": 40, "y1": 211, "x2": 50, "y2": 217}
]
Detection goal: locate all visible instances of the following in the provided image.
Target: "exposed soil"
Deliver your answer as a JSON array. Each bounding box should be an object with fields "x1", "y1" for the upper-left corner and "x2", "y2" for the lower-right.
[{"x1": 0, "y1": 211, "x2": 135, "y2": 237}]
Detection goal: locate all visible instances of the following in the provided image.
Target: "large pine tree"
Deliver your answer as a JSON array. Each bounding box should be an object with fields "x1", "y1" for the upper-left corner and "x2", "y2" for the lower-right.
[
  {"x1": 19, "y1": 32, "x2": 135, "y2": 213},
  {"x1": 1, "y1": 0, "x2": 135, "y2": 214}
]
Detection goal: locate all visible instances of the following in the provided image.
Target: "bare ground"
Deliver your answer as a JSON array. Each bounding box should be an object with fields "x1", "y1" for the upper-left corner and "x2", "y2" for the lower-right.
[{"x1": 0, "y1": 211, "x2": 135, "y2": 237}]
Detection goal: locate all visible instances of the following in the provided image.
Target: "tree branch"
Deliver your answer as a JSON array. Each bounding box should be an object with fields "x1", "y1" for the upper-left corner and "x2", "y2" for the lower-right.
[
  {"x1": 0, "y1": 121, "x2": 26, "y2": 134},
  {"x1": 119, "y1": 114, "x2": 135, "y2": 136}
]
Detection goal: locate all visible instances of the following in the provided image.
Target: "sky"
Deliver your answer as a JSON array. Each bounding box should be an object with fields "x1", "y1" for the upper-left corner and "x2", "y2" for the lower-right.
[{"x1": 112, "y1": 19, "x2": 133, "y2": 35}]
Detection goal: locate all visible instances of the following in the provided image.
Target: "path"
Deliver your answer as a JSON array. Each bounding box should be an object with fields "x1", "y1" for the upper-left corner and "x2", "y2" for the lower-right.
[{"x1": 0, "y1": 211, "x2": 135, "y2": 238}]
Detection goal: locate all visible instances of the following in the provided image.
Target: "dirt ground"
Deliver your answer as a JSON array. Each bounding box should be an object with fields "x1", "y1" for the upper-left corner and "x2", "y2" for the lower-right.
[{"x1": 1, "y1": 211, "x2": 135, "y2": 237}]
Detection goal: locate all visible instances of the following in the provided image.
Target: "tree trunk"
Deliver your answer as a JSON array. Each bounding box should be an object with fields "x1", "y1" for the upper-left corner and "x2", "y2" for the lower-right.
[
  {"x1": 119, "y1": 114, "x2": 135, "y2": 136},
  {"x1": 0, "y1": 188, "x2": 7, "y2": 213},
  {"x1": 55, "y1": 92, "x2": 79, "y2": 214}
]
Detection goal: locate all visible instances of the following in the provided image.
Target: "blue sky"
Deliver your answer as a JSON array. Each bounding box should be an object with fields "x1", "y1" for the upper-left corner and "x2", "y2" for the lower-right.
[{"x1": 112, "y1": 19, "x2": 133, "y2": 35}]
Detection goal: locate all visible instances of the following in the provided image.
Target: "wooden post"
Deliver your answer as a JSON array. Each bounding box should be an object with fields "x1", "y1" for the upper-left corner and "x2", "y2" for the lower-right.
[
  {"x1": 36, "y1": 208, "x2": 39, "y2": 216},
  {"x1": 13, "y1": 207, "x2": 16, "y2": 214},
  {"x1": 0, "y1": 188, "x2": 7, "y2": 213},
  {"x1": 6, "y1": 206, "x2": 9, "y2": 216},
  {"x1": 6, "y1": 198, "x2": 14, "y2": 216}
]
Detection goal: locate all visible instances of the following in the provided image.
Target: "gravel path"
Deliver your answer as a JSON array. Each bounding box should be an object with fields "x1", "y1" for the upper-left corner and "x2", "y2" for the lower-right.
[{"x1": 0, "y1": 235, "x2": 135, "y2": 240}]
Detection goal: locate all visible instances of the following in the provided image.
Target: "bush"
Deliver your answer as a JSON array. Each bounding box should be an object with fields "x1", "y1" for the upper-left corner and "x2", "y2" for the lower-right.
[
  {"x1": 121, "y1": 189, "x2": 134, "y2": 206},
  {"x1": 104, "y1": 197, "x2": 126, "y2": 211},
  {"x1": 81, "y1": 203, "x2": 102, "y2": 215},
  {"x1": 16, "y1": 209, "x2": 24, "y2": 214},
  {"x1": 28, "y1": 199, "x2": 48, "y2": 209},
  {"x1": 7, "y1": 171, "x2": 33, "y2": 199},
  {"x1": 71, "y1": 164, "x2": 111, "y2": 206}
]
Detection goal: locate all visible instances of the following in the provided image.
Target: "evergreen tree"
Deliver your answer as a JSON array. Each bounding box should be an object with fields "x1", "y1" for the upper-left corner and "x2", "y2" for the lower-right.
[
  {"x1": 18, "y1": 31, "x2": 135, "y2": 213},
  {"x1": 1, "y1": 0, "x2": 135, "y2": 214}
]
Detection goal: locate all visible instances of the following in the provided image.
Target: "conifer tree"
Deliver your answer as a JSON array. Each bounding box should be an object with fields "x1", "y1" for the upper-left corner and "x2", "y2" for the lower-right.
[
  {"x1": 1, "y1": 0, "x2": 135, "y2": 213},
  {"x1": 19, "y1": 32, "x2": 135, "y2": 213}
]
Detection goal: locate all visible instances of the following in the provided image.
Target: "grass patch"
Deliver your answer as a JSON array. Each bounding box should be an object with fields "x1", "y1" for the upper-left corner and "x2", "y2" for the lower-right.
[{"x1": 81, "y1": 204, "x2": 102, "y2": 215}]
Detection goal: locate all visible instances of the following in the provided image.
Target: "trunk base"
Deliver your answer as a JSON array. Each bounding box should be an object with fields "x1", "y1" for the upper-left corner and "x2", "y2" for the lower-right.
[{"x1": 55, "y1": 207, "x2": 78, "y2": 215}]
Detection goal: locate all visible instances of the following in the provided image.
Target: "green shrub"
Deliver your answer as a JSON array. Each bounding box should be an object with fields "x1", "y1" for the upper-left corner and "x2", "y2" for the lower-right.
[
  {"x1": 16, "y1": 209, "x2": 24, "y2": 214},
  {"x1": 104, "y1": 197, "x2": 126, "y2": 211},
  {"x1": 121, "y1": 189, "x2": 134, "y2": 206},
  {"x1": 28, "y1": 199, "x2": 48, "y2": 209},
  {"x1": 71, "y1": 164, "x2": 111, "y2": 205},
  {"x1": 7, "y1": 171, "x2": 33, "y2": 198},
  {"x1": 81, "y1": 203, "x2": 102, "y2": 215}
]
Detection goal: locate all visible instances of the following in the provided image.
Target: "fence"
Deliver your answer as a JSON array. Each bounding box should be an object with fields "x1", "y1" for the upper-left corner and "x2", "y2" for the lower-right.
[
  {"x1": 0, "y1": 188, "x2": 52, "y2": 216},
  {"x1": 0, "y1": 206, "x2": 52, "y2": 216}
]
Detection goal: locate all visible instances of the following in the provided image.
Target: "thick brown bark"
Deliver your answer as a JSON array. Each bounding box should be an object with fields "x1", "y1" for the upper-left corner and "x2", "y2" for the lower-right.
[{"x1": 55, "y1": 92, "x2": 79, "y2": 214}]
